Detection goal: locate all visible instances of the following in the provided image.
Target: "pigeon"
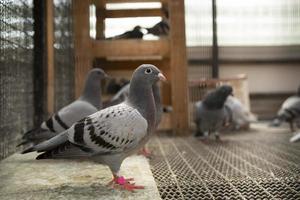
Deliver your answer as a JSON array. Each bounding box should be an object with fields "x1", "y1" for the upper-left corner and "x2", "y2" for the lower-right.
[
  {"x1": 22, "y1": 64, "x2": 166, "y2": 191},
  {"x1": 194, "y1": 85, "x2": 233, "y2": 139},
  {"x1": 18, "y1": 68, "x2": 109, "y2": 147},
  {"x1": 106, "y1": 26, "x2": 144, "y2": 40},
  {"x1": 146, "y1": 20, "x2": 169, "y2": 36},
  {"x1": 270, "y1": 86, "x2": 300, "y2": 132},
  {"x1": 224, "y1": 96, "x2": 257, "y2": 130}
]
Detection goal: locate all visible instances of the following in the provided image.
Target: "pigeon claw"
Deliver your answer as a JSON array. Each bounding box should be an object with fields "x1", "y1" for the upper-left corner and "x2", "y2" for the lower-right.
[
  {"x1": 138, "y1": 147, "x2": 152, "y2": 159},
  {"x1": 108, "y1": 176, "x2": 144, "y2": 191}
]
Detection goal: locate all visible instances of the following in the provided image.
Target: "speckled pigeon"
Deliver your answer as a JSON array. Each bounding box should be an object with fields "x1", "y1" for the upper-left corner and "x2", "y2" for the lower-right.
[
  {"x1": 22, "y1": 64, "x2": 166, "y2": 191},
  {"x1": 270, "y1": 86, "x2": 300, "y2": 132},
  {"x1": 194, "y1": 85, "x2": 233, "y2": 139},
  {"x1": 18, "y1": 68, "x2": 108, "y2": 147}
]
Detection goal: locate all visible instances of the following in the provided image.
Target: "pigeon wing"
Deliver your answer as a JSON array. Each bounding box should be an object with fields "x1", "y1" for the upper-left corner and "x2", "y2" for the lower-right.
[{"x1": 68, "y1": 103, "x2": 148, "y2": 154}]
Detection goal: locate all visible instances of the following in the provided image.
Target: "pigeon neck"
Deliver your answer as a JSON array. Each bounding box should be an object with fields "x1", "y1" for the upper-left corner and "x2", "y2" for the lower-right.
[
  {"x1": 153, "y1": 83, "x2": 162, "y2": 127},
  {"x1": 80, "y1": 79, "x2": 102, "y2": 109},
  {"x1": 128, "y1": 80, "x2": 156, "y2": 132}
]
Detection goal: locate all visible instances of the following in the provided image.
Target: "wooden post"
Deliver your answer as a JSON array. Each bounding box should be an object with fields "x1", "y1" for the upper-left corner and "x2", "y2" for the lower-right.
[
  {"x1": 46, "y1": 0, "x2": 55, "y2": 115},
  {"x1": 94, "y1": 0, "x2": 105, "y2": 39},
  {"x1": 73, "y1": 0, "x2": 93, "y2": 98},
  {"x1": 169, "y1": 0, "x2": 189, "y2": 134},
  {"x1": 212, "y1": 0, "x2": 219, "y2": 78}
]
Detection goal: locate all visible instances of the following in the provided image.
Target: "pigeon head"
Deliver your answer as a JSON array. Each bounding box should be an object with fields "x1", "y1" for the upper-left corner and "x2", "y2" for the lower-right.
[
  {"x1": 131, "y1": 64, "x2": 166, "y2": 86},
  {"x1": 216, "y1": 85, "x2": 233, "y2": 98},
  {"x1": 87, "y1": 68, "x2": 109, "y2": 81},
  {"x1": 133, "y1": 26, "x2": 142, "y2": 31},
  {"x1": 128, "y1": 64, "x2": 166, "y2": 131},
  {"x1": 203, "y1": 85, "x2": 233, "y2": 109},
  {"x1": 81, "y1": 68, "x2": 109, "y2": 109}
]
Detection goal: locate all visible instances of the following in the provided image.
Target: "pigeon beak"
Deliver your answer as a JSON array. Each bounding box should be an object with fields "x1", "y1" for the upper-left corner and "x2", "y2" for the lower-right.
[
  {"x1": 158, "y1": 73, "x2": 167, "y2": 82},
  {"x1": 104, "y1": 73, "x2": 111, "y2": 79}
]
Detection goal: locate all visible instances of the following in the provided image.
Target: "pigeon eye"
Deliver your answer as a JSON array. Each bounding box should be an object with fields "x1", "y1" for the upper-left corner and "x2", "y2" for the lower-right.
[{"x1": 145, "y1": 68, "x2": 152, "y2": 74}]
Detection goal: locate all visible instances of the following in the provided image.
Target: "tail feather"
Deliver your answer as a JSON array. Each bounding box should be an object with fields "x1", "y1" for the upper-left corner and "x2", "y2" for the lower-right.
[
  {"x1": 36, "y1": 141, "x2": 91, "y2": 160},
  {"x1": 18, "y1": 127, "x2": 56, "y2": 147},
  {"x1": 290, "y1": 132, "x2": 300, "y2": 143},
  {"x1": 22, "y1": 131, "x2": 68, "y2": 154}
]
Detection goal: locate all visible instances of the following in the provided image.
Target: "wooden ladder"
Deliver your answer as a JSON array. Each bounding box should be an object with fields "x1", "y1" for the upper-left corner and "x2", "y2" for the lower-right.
[{"x1": 73, "y1": 0, "x2": 189, "y2": 134}]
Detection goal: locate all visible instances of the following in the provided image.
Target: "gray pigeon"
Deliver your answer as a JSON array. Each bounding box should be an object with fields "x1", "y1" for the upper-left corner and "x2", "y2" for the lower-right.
[
  {"x1": 18, "y1": 68, "x2": 108, "y2": 146},
  {"x1": 194, "y1": 85, "x2": 233, "y2": 139},
  {"x1": 270, "y1": 86, "x2": 300, "y2": 132},
  {"x1": 22, "y1": 64, "x2": 166, "y2": 191}
]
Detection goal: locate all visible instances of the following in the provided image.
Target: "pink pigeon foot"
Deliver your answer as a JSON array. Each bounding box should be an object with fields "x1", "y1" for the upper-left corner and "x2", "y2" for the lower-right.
[
  {"x1": 138, "y1": 147, "x2": 152, "y2": 159},
  {"x1": 108, "y1": 176, "x2": 144, "y2": 191}
]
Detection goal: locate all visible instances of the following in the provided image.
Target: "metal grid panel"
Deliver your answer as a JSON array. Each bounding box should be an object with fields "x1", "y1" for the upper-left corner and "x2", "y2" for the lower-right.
[
  {"x1": 0, "y1": 0, "x2": 34, "y2": 160},
  {"x1": 53, "y1": 0, "x2": 74, "y2": 110},
  {"x1": 149, "y1": 126, "x2": 300, "y2": 199}
]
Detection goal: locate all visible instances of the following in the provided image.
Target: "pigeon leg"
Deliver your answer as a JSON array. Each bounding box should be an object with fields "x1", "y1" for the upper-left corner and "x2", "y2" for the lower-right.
[
  {"x1": 215, "y1": 132, "x2": 221, "y2": 141},
  {"x1": 204, "y1": 131, "x2": 209, "y2": 137},
  {"x1": 289, "y1": 121, "x2": 295, "y2": 132},
  {"x1": 138, "y1": 146, "x2": 152, "y2": 159},
  {"x1": 108, "y1": 174, "x2": 144, "y2": 191}
]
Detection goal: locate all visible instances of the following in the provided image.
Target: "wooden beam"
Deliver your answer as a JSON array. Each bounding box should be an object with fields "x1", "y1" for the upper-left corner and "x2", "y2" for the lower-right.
[
  {"x1": 105, "y1": 0, "x2": 166, "y2": 3},
  {"x1": 94, "y1": 59, "x2": 169, "y2": 71},
  {"x1": 169, "y1": 0, "x2": 189, "y2": 134},
  {"x1": 46, "y1": 0, "x2": 54, "y2": 115},
  {"x1": 99, "y1": 8, "x2": 163, "y2": 18},
  {"x1": 73, "y1": 0, "x2": 93, "y2": 98},
  {"x1": 92, "y1": 39, "x2": 170, "y2": 58}
]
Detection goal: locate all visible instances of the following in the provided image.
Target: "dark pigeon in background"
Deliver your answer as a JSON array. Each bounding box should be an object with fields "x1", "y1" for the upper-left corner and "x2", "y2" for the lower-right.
[
  {"x1": 270, "y1": 86, "x2": 300, "y2": 132},
  {"x1": 22, "y1": 64, "x2": 166, "y2": 191},
  {"x1": 146, "y1": 20, "x2": 169, "y2": 36},
  {"x1": 18, "y1": 68, "x2": 109, "y2": 147},
  {"x1": 106, "y1": 78, "x2": 130, "y2": 95},
  {"x1": 106, "y1": 26, "x2": 144, "y2": 40},
  {"x1": 194, "y1": 85, "x2": 233, "y2": 140}
]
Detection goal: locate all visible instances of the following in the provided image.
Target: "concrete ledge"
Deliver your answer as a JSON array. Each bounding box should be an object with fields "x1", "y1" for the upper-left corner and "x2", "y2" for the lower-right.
[{"x1": 0, "y1": 153, "x2": 161, "y2": 200}]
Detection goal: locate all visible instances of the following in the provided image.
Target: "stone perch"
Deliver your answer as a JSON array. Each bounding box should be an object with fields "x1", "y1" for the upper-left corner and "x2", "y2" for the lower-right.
[{"x1": 0, "y1": 153, "x2": 161, "y2": 200}]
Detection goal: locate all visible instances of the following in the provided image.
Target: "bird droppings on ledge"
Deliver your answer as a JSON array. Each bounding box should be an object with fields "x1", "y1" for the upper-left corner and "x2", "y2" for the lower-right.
[{"x1": 0, "y1": 154, "x2": 161, "y2": 200}]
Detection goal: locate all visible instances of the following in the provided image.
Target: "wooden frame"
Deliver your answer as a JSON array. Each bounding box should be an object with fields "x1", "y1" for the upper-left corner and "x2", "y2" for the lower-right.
[
  {"x1": 73, "y1": 0, "x2": 189, "y2": 134},
  {"x1": 46, "y1": 0, "x2": 55, "y2": 115}
]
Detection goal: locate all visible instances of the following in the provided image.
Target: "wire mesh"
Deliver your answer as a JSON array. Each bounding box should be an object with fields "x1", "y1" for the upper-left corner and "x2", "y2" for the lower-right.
[
  {"x1": 149, "y1": 126, "x2": 300, "y2": 199},
  {"x1": 0, "y1": 0, "x2": 34, "y2": 160},
  {"x1": 53, "y1": 0, "x2": 74, "y2": 110}
]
